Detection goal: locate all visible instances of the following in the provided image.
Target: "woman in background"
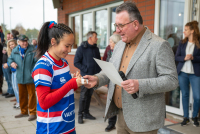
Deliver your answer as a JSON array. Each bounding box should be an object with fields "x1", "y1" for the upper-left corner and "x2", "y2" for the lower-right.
[
  {"x1": 175, "y1": 20, "x2": 200, "y2": 127},
  {"x1": 3, "y1": 39, "x2": 19, "y2": 108},
  {"x1": 105, "y1": 34, "x2": 121, "y2": 132}
]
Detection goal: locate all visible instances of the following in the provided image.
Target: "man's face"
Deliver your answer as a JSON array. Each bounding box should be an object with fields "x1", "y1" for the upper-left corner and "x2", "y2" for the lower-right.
[
  {"x1": 18, "y1": 40, "x2": 28, "y2": 48},
  {"x1": 32, "y1": 40, "x2": 37, "y2": 46},
  {"x1": 115, "y1": 11, "x2": 136, "y2": 43},
  {"x1": 90, "y1": 33, "x2": 98, "y2": 45},
  {"x1": 7, "y1": 34, "x2": 11, "y2": 40}
]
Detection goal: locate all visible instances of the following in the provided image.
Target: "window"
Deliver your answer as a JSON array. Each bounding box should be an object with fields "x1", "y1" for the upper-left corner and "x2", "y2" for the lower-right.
[
  {"x1": 69, "y1": 1, "x2": 123, "y2": 52},
  {"x1": 95, "y1": 9, "x2": 107, "y2": 49},
  {"x1": 159, "y1": 0, "x2": 185, "y2": 48},
  {"x1": 111, "y1": 7, "x2": 117, "y2": 34},
  {"x1": 83, "y1": 13, "x2": 92, "y2": 42},
  {"x1": 159, "y1": 0, "x2": 185, "y2": 109},
  {"x1": 72, "y1": 16, "x2": 80, "y2": 48}
]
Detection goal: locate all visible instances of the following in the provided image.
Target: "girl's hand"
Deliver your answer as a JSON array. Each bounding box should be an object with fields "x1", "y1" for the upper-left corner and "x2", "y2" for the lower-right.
[
  {"x1": 73, "y1": 71, "x2": 81, "y2": 78},
  {"x1": 76, "y1": 76, "x2": 82, "y2": 87},
  {"x1": 3, "y1": 63, "x2": 8, "y2": 69},
  {"x1": 74, "y1": 71, "x2": 83, "y2": 87}
]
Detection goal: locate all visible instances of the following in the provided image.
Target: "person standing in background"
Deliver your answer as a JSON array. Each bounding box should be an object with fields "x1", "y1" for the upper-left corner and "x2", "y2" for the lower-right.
[
  {"x1": 74, "y1": 31, "x2": 101, "y2": 124},
  {"x1": 2, "y1": 46, "x2": 15, "y2": 98},
  {"x1": 0, "y1": 26, "x2": 5, "y2": 44},
  {"x1": 8, "y1": 35, "x2": 37, "y2": 121},
  {"x1": 7, "y1": 33, "x2": 11, "y2": 41},
  {"x1": 32, "y1": 39, "x2": 37, "y2": 49},
  {"x1": 10, "y1": 30, "x2": 19, "y2": 40},
  {"x1": 175, "y1": 21, "x2": 200, "y2": 127},
  {"x1": 3, "y1": 39, "x2": 20, "y2": 108},
  {"x1": 0, "y1": 40, "x2": 3, "y2": 94},
  {"x1": 105, "y1": 34, "x2": 121, "y2": 132}
]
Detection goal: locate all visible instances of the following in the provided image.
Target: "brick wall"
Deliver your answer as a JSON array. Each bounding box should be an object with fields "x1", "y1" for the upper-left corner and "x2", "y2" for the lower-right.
[
  {"x1": 58, "y1": 0, "x2": 117, "y2": 25},
  {"x1": 59, "y1": 0, "x2": 155, "y2": 74},
  {"x1": 65, "y1": 55, "x2": 79, "y2": 74}
]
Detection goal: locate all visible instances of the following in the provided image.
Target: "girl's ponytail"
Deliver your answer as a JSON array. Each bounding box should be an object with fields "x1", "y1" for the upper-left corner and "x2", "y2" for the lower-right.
[{"x1": 36, "y1": 22, "x2": 51, "y2": 59}]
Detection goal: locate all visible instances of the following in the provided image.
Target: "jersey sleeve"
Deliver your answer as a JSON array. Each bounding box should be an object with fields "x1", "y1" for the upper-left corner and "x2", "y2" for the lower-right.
[{"x1": 32, "y1": 59, "x2": 53, "y2": 88}]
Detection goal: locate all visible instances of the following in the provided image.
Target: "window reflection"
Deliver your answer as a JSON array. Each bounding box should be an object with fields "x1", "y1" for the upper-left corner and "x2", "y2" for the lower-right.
[
  {"x1": 111, "y1": 7, "x2": 117, "y2": 34},
  {"x1": 95, "y1": 10, "x2": 108, "y2": 49},
  {"x1": 83, "y1": 13, "x2": 92, "y2": 42},
  {"x1": 159, "y1": 0, "x2": 185, "y2": 108},
  {"x1": 72, "y1": 16, "x2": 80, "y2": 48}
]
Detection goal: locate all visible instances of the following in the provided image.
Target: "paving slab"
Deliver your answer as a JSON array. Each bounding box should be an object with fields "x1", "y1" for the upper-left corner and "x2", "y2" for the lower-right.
[
  {"x1": 6, "y1": 125, "x2": 36, "y2": 134},
  {"x1": 167, "y1": 123, "x2": 200, "y2": 134}
]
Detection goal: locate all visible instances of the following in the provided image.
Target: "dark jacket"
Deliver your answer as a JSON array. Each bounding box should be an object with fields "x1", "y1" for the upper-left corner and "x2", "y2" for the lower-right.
[
  {"x1": 74, "y1": 41, "x2": 101, "y2": 76},
  {"x1": 0, "y1": 43, "x2": 3, "y2": 75},
  {"x1": 2, "y1": 52, "x2": 8, "y2": 64},
  {"x1": 0, "y1": 32, "x2": 4, "y2": 43},
  {"x1": 103, "y1": 45, "x2": 111, "y2": 61},
  {"x1": 175, "y1": 41, "x2": 200, "y2": 76}
]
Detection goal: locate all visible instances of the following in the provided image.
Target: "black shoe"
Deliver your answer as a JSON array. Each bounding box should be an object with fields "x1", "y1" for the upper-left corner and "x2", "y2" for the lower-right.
[
  {"x1": 192, "y1": 117, "x2": 199, "y2": 127},
  {"x1": 5, "y1": 94, "x2": 15, "y2": 98},
  {"x1": 105, "y1": 124, "x2": 116, "y2": 132},
  {"x1": 83, "y1": 113, "x2": 96, "y2": 120},
  {"x1": 2, "y1": 93, "x2": 9, "y2": 96},
  {"x1": 78, "y1": 115, "x2": 84, "y2": 124},
  {"x1": 181, "y1": 118, "x2": 190, "y2": 126}
]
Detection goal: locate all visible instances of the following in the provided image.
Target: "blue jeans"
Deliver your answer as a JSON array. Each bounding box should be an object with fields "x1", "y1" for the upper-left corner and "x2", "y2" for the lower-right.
[
  {"x1": 178, "y1": 72, "x2": 200, "y2": 118},
  {"x1": 2, "y1": 65, "x2": 14, "y2": 94},
  {"x1": 12, "y1": 71, "x2": 19, "y2": 103}
]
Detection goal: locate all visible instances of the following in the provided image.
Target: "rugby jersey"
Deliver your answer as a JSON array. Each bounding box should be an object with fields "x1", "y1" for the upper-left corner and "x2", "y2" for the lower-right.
[{"x1": 32, "y1": 52, "x2": 77, "y2": 134}]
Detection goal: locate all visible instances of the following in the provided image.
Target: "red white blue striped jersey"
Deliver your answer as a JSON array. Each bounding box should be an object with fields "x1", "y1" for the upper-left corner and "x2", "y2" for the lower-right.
[{"x1": 32, "y1": 52, "x2": 75, "y2": 134}]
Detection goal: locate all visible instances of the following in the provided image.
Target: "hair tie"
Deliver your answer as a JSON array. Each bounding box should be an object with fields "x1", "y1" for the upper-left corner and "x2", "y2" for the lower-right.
[{"x1": 48, "y1": 21, "x2": 57, "y2": 29}]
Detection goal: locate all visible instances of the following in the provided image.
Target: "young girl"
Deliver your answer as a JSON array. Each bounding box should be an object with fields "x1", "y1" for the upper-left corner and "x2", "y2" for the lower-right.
[
  {"x1": 3, "y1": 39, "x2": 19, "y2": 108},
  {"x1": 32, "y1": 21, "x2": 84, "y2": 134}
]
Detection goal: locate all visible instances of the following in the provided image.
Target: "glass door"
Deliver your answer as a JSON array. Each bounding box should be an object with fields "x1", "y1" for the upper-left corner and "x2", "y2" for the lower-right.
[{"x1": 159, "y1": 0, "x2": 186, "y2": 116}]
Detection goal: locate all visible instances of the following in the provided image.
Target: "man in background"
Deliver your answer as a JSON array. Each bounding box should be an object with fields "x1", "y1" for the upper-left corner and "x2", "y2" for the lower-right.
[
  {"x1": 74, "y1": 31, "x2": 101, "y2": 124},
  {"x1": 32, "y1": 39, "x2": 37, "y2": 49}
]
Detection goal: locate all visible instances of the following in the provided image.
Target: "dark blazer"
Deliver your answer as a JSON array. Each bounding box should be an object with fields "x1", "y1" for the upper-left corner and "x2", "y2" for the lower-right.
[
  {"x1": 74, "y1": 41, "x2": 101, "y2": 76},
  {"x1": 175, "y1": 41, "x2": 200, "y2": 76}
]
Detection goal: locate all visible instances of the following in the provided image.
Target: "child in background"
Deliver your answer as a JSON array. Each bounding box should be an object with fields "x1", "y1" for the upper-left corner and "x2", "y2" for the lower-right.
[
  {"x1": 3, "y1": 39, "x2": 19, "y2": 108},
  {"x1": 32, "y1": 21, "x2": 85, "y2": 134}
]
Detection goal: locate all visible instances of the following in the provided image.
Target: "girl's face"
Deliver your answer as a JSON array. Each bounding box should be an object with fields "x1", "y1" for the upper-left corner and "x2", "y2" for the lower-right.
[
  {"x1": 183, "y1": 26, "x2": 194, "y2": 38},
  {"x1": 9, "y1": 41, "x2": 16, "y2": 50},
  {"x1": 51, "y1": 33, "x2": 74, "y2": 60},
  {"x1": 109, "y1": 39, "x2": 115, "y2": 50}
]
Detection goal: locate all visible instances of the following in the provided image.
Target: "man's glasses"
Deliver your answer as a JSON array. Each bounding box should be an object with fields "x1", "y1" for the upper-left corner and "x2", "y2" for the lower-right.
[{"x1": 114, "y1": 20, "x2": 135, "y2": 30}]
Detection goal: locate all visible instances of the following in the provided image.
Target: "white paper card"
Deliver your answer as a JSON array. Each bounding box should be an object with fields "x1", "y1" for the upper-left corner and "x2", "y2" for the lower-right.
[{"x1": 93, "y1": 58, "x2": 123, "y2": 86}]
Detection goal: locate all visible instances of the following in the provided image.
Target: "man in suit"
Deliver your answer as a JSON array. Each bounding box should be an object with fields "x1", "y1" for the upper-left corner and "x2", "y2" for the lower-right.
[{"x1": 84, "y1": 1, "x2": 178, "y2": 134}]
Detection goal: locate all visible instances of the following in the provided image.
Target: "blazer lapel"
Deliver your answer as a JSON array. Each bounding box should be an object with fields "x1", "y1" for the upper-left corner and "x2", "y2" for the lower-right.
[
  {"x1": 125, "y1": 28, "x2": 151, "y2": 75},
  {"x1": 113, "y1": 41, "x2": 126, "y2": 71}
]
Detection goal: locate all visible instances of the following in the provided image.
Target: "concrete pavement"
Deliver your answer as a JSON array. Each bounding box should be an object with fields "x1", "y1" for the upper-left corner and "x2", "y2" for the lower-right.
[{"x1": 0, "y1": 80, "x2": 199, "y2": 134}]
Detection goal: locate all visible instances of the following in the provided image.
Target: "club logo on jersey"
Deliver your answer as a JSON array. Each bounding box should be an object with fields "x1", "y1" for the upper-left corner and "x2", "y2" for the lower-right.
[
  {"x1": 62, "y1": 103, "x2": 75, "y2": 122},
  {"x1": 60, "y1": 77, "x2": 66, "y2": 84}
]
